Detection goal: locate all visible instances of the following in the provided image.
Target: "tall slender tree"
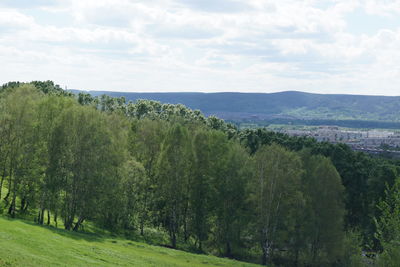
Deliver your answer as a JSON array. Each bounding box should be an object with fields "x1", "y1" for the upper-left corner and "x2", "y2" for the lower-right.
[
  {"x1": 252, "y1": 144, "x2": 304, "y2": 265},
  {"x1": 156, "y1": 123, "x2": 191, "y2": 248},
  {"x1": 299, "y1": 152, "x2": 345, "y2": 266}
]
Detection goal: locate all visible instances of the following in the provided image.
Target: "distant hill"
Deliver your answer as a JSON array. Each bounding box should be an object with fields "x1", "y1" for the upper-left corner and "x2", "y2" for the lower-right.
[{"x1": 71, "y1": 90, "x2": 400, "y2": 125}]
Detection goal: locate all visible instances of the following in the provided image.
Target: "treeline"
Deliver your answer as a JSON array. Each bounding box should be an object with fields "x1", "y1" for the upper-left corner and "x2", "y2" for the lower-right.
[{"x1": 0, "y1": 82, "x2": 399, "y2": 266}]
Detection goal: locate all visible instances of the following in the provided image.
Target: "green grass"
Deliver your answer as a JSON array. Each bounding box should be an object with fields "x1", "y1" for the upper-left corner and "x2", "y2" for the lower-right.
[{"x1": 0, "y1": 216, "x2": 259, "y2": 267}]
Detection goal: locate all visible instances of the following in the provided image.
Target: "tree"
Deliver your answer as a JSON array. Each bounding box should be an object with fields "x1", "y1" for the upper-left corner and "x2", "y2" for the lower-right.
[
  {"x1": 0, "y1": 85, "x2": 41, "y2": 217},
  {"x1": 189, "y1": 129, "x2": 214, "y2": 250},
  {"x1": 98, "y1": 160, "x2": 146, "y2": 231},
  {"x1": 156, "y1": 123, "x2": 191, "y2": 248},
  {"x1": 130, "y1": 119, "x2": 167, "y2": 234},
  {"x1": 36, "y1": 95, "x2": 76, "y2": 225},
  {"x1": 299, "y1": 152, "x2": 345, "y2": 266},
  {"x1": 212, "y1": 141, "x2": 251, "y2": 258},
  {"x1": 375, "y1": 178, "x2": 400, "y2": 266},
  {"x1": 47, "y1": 104, "x2": 127, "y2": 230},
  {"x1": 121, "y1": 160, "x2": 148, "y2": 230},
  {"x1": 251, "y1": 144, "x2": 304, "y2": 265}
]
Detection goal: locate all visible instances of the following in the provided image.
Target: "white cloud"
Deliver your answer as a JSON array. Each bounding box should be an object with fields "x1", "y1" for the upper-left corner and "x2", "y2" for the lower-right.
[
  {"x1": 0, "y1": 0, "x2": 61, "y2": 9},
  {"x1": 0, "y1": 0, "x2": 399, "y2": 95},
  {"x1": 364, "y1": 0, "x2": 400, "y2": 17},
  {"x1": 0, "y1": 9, "x2": 35, "y2": 31}
]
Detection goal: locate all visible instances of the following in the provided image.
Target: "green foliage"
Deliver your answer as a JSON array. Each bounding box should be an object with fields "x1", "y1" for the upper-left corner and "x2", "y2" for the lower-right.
[
  {"x1": 375, "y1": 178, "x2": 400, "y2": 267},
  {"x1": 118, "y1": 160, "x2": 147, "y2": 230},
  {"x1": 212, "y1": 141, "x2": 250, "y2": 258},
  {"x1": 376, "y1": 243, "x2": 400, "y2": 267},
  {"x1": 251, "y1": 144, "x2": 304, "y2": 265},
  {"x1": 298, "y1": 153, "x2": 345, "y2": 266},
  {"x1": 47, "y1": 104, "x2": 127, "y2": 230},
  {"x1": 155, "y1": 124, "x2": 191, "y2": 248},
  {"x1": 129, "y1": 119, "x2": 167, "y2": 235},
  {"x1": 1, "y1": 81, "x2": 399, "y2": 266},
  {"x1": 340, "y1": 231, "x2": 366, "y2": 267},
  {"x1": 1, "y1": 81, "x2": 73, "y2": 97},
  {"x1": 240, "y1": 127, "x2": 400, "y2": 251},
  {"x1": 189, "y1": 129, "x2": 215, "y2": 250},
  {"x1": 0, "y1": 85, "x2": 42, "y2": 217}
]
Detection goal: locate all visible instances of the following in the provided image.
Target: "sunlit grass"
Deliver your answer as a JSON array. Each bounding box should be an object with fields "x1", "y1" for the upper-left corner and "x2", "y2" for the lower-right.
[{"x1": 0, "y1": 216, "x2": 260, "y2": 267}]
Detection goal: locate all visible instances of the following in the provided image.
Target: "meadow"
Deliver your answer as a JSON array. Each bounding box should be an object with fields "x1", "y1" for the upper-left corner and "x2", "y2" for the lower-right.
[{"x1": 0, "y1": 216, "x2": 259, "y2": 267}]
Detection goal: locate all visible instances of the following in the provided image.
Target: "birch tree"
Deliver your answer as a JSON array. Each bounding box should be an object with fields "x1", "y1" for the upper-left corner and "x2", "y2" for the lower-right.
[
  {"x1": 156, "y1": 123, "x2": 191, "y2": 248},
  {"x1": 252, "y1": 144, "x2": 303, "y2": 265}
]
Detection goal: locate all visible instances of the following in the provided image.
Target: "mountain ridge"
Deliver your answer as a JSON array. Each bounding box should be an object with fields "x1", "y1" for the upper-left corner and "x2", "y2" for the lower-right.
[
  {"x1": 70, "y1": 90, "x2": 400, "y2": 123},
  {"x1": 73, "y1": 90, "x2": 400, "y2": 97}
]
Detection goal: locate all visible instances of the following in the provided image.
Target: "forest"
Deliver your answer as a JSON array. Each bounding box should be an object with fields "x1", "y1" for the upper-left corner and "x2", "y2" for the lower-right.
[{"x1": 0, "y1": 81, "x2": 399, "y2": 266}]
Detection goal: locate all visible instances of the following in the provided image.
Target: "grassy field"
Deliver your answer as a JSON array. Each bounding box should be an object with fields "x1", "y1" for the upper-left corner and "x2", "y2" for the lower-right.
[{"x1": 0, "y1": 216, "x2": 260, "y2": 267}]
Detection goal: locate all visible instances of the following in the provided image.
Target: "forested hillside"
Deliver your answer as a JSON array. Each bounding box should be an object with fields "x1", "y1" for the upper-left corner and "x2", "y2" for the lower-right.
[
  {"x1": 71, "y1": 90, "x2": 400, "y2": 123},
  {"x1": 1, "y1": 81, "x2": 400, "y2": 266}
]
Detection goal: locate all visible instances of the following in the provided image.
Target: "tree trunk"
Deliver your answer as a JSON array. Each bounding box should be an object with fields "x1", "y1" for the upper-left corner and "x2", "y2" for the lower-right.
[
  {"x1": 294, "y1": 248, "x2": 299, "y2": 267},
  {"x1": 0, "y1": 177, "x2": 3, "y2": 200},
  {"x1": 23, "y1": 201, "x2": 29, "y2": 212},
  {"x1": 54, "y1": 212, "x2": 58, "y2": 228},
  {"x1": 65, "y1": 216, "x2": 74, "y2": 230},
  {"x1": 311, "y1": 230, "x2": 320, "y2": 265},
  {"x1": 171, "y1": 232, "x2": 177, "y2": 248},
  {"x1": 140, "y1": 221, "x2": 144, "y2": 236},
  {"x1": 39, "y1": 208, "x2": 45, "y2": 224},
  {"x1": 36, "y1": 210, "x2": 41, "y2": 223},
  {"x1": 183, "y1": 219, "x2": 189, "y2": 243},
  {"x1": 47, "y1": 210, "x2": 51, "y2": 225},
  {"x1": 8, "y1": 179, "x2": 17, "y2": 218},
  {"x1": 73, "y1": 216, "x2": 85, "y2": 231},
  {"x1": 4, "y1": 161, "x2": 13, "y2": 203},
  {"x1": 261, "y1": 240, "x2": 272, "y2": 266},
  {"x1": 20, "y1": 197, "x2": 26, "y2": 212},
  {"x1": 226, "y1": 242, "x2": 233, "y2": 258},
  {"x1": 0, "y1": 164, "x2": 6, "y2": 200},
  {"x1": 262, "y1": 250, "x2": 267, "y2": 266},
  {"x1": 183, "y1": 196, "x2": 189, "y2": 243},
  {"x1": 3, "y1": 187, "x2": 10, "y2": 203},
  {"x1": 170, "y1": 207, "x2": 178, "y2": 248},
  {"x1": 8, "y1": 195, "x2": 16, "y2": 218}
]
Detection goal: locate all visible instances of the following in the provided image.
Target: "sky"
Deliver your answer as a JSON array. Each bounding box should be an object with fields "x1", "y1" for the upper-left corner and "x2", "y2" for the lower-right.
[{"x1": 0, "y1": 0, "x2": 400, "y2": 95}]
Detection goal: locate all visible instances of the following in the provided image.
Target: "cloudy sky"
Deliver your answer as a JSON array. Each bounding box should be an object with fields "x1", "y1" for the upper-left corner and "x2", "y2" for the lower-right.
[{"x1": 1, "y1": 0, "x2": 399, "y2": 95}]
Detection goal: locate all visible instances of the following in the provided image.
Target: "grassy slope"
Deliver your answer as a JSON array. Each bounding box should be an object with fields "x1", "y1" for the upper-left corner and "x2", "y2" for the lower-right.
[{"x1": 0, "y1": 216, "x2": 259, "y2": 267}]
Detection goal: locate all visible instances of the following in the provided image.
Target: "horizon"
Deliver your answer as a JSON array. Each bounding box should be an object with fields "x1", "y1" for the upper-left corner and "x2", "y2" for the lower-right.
[
  {"x1": 71, "y1": 88, "x2": 400, "y2": 97},
  {"x1": 1, "y1": 1, "x2": 400, "y2": 95}
]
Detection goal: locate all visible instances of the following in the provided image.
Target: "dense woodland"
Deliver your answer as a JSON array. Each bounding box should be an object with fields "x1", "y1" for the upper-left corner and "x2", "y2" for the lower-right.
[{"x1": 0, "y1": 81, "x2": 400, "y2": 266}]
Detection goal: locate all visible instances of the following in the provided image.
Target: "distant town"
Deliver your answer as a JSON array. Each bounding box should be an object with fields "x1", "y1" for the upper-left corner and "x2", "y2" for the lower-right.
[{"x1": 278, "y1": 126, "x2": 400, "y2": 155}]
